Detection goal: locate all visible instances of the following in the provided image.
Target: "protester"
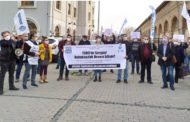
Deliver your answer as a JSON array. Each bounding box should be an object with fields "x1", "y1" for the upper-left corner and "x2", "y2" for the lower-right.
[
  {"x1": 157, "y1": 36, "x2": 175, "y2": 90},
  {"x1": 116, "y1": 35, "x2": 131, "y2": 83},
  {"x1": 39, "y1": 36, "x2": 53, "y2": 83},
  {"x1": 184, "y1": 38, "x2": 190, "y2": 71},
  {"x1": 130, "y1": 38, "x2": 141, "y2": 74},
  {"x1": 57, "y1": 35, "x2": 75, "y2": 81},
  {"x1": 139, "y1": 36, "x2": 156, "y2": 84},
  {"x1": 22, "y1": 33, "x2": 39, "y2": 89},
  {"x1": 78, "y1": 35, "x2": 91, "y2": 75},
  {"x1": 15, "y1": 34, "x2": 29, "y2": 82},
  {"x1": 173, "y1": 40, "x2": 185, "y2": 83},
  {"x1": 0, "y1": 31, "x2": 19, "y2": 95},
  {"x1": 94, "y1": 36, "x2": 103, "y2": 82}
]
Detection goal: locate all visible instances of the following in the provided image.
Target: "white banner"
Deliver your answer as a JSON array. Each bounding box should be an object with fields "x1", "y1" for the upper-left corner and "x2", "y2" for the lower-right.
[
  {"x1": 173, "y1": 34, "x2": 185, "y2": 42},
  {"x1": 14, "y1": 9, "x2": 30, "y2": 35},
  {"x1": 131, "y1": 32, "x2": 141, "y2": 39},
  {"x1": 181, "y1": 2, "x2": 190, "y2": 35},
  {"x1": 149, "y1": 5, "x2": 156, "y2": 40},
  {"x1": 64, "y1": 44, "x2": 126, "y2": 70}
]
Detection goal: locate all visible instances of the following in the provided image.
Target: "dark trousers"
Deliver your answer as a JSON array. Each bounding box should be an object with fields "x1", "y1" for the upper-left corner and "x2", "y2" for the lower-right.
[
  {"x1": 174, "y1": 64, "x2": 181, "y2": 83},
  {"x1": 59, "y1": 58, "x2": 69, "y2": 77},
  {"x1": 0, "y1": 61, "x2": 16, "y2": 92},
  {"x1": 140, "y1": 61, "x2": 152, "y2": 82},
  {"x1": 131, "y1": 55, "x2": 140, "y2": 73},
  {"x1": 40, "y1": 65, "x2": 48, "y2": 76}
]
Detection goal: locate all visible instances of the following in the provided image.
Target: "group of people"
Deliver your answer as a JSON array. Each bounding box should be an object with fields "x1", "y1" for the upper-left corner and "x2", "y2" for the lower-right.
[{"x1": 0, "y1": 30, "x2": 190, "y2": 95}]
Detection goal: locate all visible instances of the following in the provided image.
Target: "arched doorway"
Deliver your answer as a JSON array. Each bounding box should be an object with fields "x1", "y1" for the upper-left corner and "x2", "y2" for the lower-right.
[
  {"x1": 158, "y1": 24, "x2": 162, "y2": 37},
  {"x1": 182, "y1": 18, "x2": 187, "y2": 35},
  {"x1": 164, "y1": 20, "x2": 168, "y2": 34},
  {"x1": 55, "y1": 26, "x2": 60, "y2": 37},
  {"x1": 155, "y1": 26, "x2": 157, "y2": 38},
  {"x1": 67, "y1": 28, "x2": 70, "y2": 35},
  {"x1": 171, "y1": 16, "x2": 178, "y2": 34},
  {"x1": 27, "y1": 19, "x2": 37, "y2": 34}
]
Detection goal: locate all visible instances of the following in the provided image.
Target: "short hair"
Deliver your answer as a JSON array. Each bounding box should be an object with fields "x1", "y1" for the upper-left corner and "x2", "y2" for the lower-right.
[
  {"x1": 29, "y1": 32, "x2": 37, "y2": 40},
  {"x1": 67, "y1": 34, "x2": 72, "y2": 38},
  {"x1": 82, "y1": 35, "x2": 88, "y2": 39},
  {"x1": 1, "y1": 31, "x2": 10, "y2": 37},
  {"x1": 95, "y1": 35, "x2": 101, "y2": 39}
]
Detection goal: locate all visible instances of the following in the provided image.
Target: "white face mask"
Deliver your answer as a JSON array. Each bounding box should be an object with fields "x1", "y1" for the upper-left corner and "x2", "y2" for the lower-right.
[
  {"x1": 4, "y1": 36, "x2": 11, "y2": 40},
  {"x1": 144, "y1": 40, "x2": 149, "y2": 44},
  {"x1": 134, "y1": 39, "x2": 138, "y2": 42},
  {"x1": 44, "y1": 41, "x2": 49, "y2": 44},
  {"x1": 67, "y1": 38, "x2": 71, "y2": 41}
]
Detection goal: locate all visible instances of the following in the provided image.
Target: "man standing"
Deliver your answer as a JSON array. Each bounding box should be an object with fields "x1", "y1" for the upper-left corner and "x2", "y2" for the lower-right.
[
  {"x1": 0, "y1": 31, "x2": 19, "y2": 95},
  {"x1": 78, "y1": 35, "x2": 91, "y2": 75},
  {"x1": 157, "y1": 36, "x2": 175, "y2": 90},
  {"x1": 116, "y1": 35, "x2": 131, "y2": 83}
]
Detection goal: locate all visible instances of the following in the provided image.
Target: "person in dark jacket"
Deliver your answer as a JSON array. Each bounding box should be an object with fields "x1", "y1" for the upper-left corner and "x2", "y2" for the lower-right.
[
  {"x1": 116, "y1": 35, "x2": 131, "y2": 83},
  {"x1": 0, "y1": 31, "x2": 19, "y2": 95},
  {"x1": 57, "y1": 35, "x2": 75, "y2": 81},
  {"x1": 130, "y1": 38, "x2": 141, "y2": 74},
  {"x1": 173, "y1": 40, "x2": 185, "y2": 83},
  {"x1": 15, "y1": 33, "x2": 29, "y2": 82},
  {"x1": 139, "y1": 36, "x2": 156, "y2": 84},
  {"x1": 78, "y1": 35, "x2": 91, "y2": 75},
  {"x1": 157, "y1": 36, "x2": 175, "y2": 90}
]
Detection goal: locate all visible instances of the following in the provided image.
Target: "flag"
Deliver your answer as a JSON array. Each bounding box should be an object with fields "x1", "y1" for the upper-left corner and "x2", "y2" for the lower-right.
[
  {"x1": 181, "y1": 2, "x2": 190, "y2": 35},
  {"x1": 14, "y1": 9, "x2": 30, "y2": 35},
  {"x1": 149, "y1": 5, "x2": 156, "y2": 40},
  {"x1": 119, "y1": 18, "x2": 127, "y2": 35}
]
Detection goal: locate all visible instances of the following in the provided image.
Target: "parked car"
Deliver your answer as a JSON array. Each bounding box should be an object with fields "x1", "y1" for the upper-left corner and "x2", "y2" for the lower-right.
[{"x1": 48, "y1": 37, "x2": 59, "y2": 62}]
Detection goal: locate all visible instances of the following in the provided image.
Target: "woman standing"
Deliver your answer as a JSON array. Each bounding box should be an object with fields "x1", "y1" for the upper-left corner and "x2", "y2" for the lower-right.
[{"x1": 39, "y1": 36, "x2": 52, "y2": 83}]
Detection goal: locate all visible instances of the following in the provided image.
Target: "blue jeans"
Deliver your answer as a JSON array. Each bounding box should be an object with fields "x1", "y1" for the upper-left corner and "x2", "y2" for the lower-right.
[
  {"x1": 117, "y1": 60, "x2": 128, "y2": 80},
  {"x1": 184, "y1": 56, "x2": 190, "y2": 70},
  {"x1": 15, "y1": 62, "x2": 23, "y2": 80},
  {"x1": 94, "y1": 70, "x2": 101, "y2": 77},
  {"x1": 160, "y1": 65, "x2": 174, "y2": 87},
  {"x1": 23, "y1": 63, "x2": 37, "y2": 86},
  {"x1": 131, "y1": 55, "x2": 140, "y2": 73}
]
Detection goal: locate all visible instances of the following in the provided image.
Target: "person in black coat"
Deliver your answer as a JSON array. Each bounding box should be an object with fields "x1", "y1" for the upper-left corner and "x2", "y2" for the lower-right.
[
  {"x1": 78, "y1": 35, "x2": 91, "y2": 75},
  {"x1": 139, "y1": 36, "x2": 156, "y2": 84},
  {"x1": 0, "y1": 31, "x2": 19, "y2": 95},
  {"x1": 173, "y1": 41, "x2": 185, "y2": 83},
  {"x1": 157, "y1": 36, "x2": 175, "y2": 90}
]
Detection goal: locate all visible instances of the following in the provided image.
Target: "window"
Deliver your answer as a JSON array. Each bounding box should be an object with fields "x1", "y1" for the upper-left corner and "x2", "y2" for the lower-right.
[
  {"x1": 88, "y1": 12, "x2": 91, "y2": 21},
  {"x1": 56, "y1": 1, "x2": 61, "y2": 10},
  {"x1": 89, "y1": 1, "x2": 91, "y2": 5},
  {"x1": 68, "y1": 4, "x2": 71, "y2": 15},
  {"x1": 21, "y1": 1, "x2": 34, "y2": 7},
  {"x1": 74, "y1": 8, "x2": 76, "y2": 17},
  {"x1": 92, "y1": 7, "x2": 95, "y2": 15}
]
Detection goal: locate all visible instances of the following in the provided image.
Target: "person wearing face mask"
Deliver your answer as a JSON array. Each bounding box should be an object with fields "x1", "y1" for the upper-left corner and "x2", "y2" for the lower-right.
[
  {"x1": 139, "y1": 36, "x2": 156, "y2": 84},
  {"x1": 38, "y1": 36, "x2": 52, "y2": 83},
  {"x1": 130, "y1": 38, "x2": 141, "y2": 74},
  {"x1": 116, "y1": 35, "x2": 131, "y2": 83},
  {"x1": 15, "y1": 33, "x2": 29, "y2": 83},
  {"x1": 57, "y1": 35, "x2": 75, "y2": 81},
  {"x1": 173, "y1": 40, "x2": 185, "y2": 83},
  {"x1": 22, "y1": 33, "x2": 39, "y2": 89},
  {"x1": 78, "y1": 35, "x2": 91, "y2": 75},
  {"x1": 157, "y1": 36, "x2": 175, "y2": 90},
  {"x1": 0, "y1": 31, "x2": 20, "y2": 95}
]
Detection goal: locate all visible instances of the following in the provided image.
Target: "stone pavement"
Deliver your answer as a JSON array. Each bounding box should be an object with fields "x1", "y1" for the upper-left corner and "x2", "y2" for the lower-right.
[{"x1": 0, "y1": 62, "x2": 190, "y2": 122}]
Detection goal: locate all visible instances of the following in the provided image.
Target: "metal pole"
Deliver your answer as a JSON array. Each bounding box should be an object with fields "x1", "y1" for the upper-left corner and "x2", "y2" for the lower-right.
[{"x1": 97, "y1": 0, "x2": 100, "y2": 35}]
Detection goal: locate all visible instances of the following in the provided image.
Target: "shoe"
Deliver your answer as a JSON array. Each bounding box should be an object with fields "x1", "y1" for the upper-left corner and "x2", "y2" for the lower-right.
[
  {"x1": 31, "y1": 84, "x2": 38, "y2": 87},
  {"x1": 56, "y1": 65, "x2": 59, "y2": 69},
  {"x1": 99, "y1": 76, "x2": 102, "y2": 82},
  {"x1": 170, "y1": 86, "x2": 175, "y2": 91},
  {"x1": 15, "y1": 79, "x2": 19, "y2": 83},
  {"x1": 124, "y1": 80, "x2": 128, "y2": 83},
  {"x1": 57, "y1": 76, "x2": 63, "y2": 81},
  {"x1": 23, "y1": 85, "x2": 27, "y2": 89},
  {"x1": 116, "y1": 80, "x2": 121, "y2": 83},
  {"x1": 39, "y1": 76, "x2": 44, "y2": 84},
  {"x1": 161, "y1": 85, "x2": 168, "y2": 89},
  {"x1": 43, "y1": 75, "x2": 48, "y2": 83},
  {"x1": 93, "y1": 76, "x2": 97, "y2": 82},
  {"x1": 139, "y1": 80, "x2": 144, "y2": 83},
  {"x1": 65, "y1": 76, "x2": 69, "y2": 81},
  {"x1": 147, "y1": 81, "x2": 153, "y2": 84},
  {"x1": 9, "y1": 87, "x2": 19, "y2": 90},
  {"x1": 110, "y1": 70, "x2": 114, "y2": 73}
]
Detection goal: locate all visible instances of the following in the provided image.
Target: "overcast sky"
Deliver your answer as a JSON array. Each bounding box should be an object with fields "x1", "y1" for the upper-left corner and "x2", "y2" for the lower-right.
[{"x1": 94, "y1": 0, "x2": 164, "y2": 34}]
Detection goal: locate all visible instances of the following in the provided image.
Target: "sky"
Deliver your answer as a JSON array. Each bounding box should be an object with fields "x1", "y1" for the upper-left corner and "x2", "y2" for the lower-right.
[{"x1": 94, "y1": 0, "x2": 164, "y2": 34}]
